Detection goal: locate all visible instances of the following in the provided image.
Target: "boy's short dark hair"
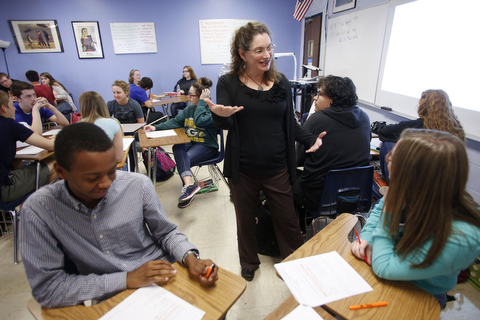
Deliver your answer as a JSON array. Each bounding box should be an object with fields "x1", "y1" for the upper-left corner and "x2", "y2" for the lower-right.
[
  {"x1": 138, "y1": 77, "x2": 153, "y2": 90},
  {"x1": 25, "y1": 70, "x2": 40, "y2": 82},
  {"x1": 55, "y1": 122, "x2": 113, "y2": 171},
  {"x1": 10, "y1": 81, "x2": 34, "y2": 98}
]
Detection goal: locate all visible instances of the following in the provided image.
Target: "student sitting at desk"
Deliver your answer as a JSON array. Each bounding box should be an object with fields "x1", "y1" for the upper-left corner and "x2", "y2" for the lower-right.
[
  {"x1": 20, "y1": 122, "x2": 218, "y2": 308},
  {"x1": 372, "y1": 89, "x2": 465, "y2": 183},
  {"x1": 12, "y1": 81, "x2": 69, "y2": 135},
  {"x1": 293, "y1": 76, "x2": 371, "y2": 234},
  {"x1": 0, "y1": 91, "x2": 56, "y2": 203},
  {"x1": 79, "y1": 91, "x2": 124, "y2": 163},
  {"x1": 351, "y1": 129, "x2": 480, "y2": 309},
  {"x1": 145, "y1": 77, "x2": 217, "y2": 208},
  {"x1": 171, "y1": 66, "x2": 197, "y2": 117},
  {"x1": 107, "y1": 80, "x2": 144, "y2": 124},
  {"x1": 129, "y1": 76, "x2": 154, "y2": 119}
]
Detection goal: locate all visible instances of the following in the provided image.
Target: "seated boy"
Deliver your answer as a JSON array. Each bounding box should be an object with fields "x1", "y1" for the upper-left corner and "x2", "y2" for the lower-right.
[
  {"x1": 0, "y1": 91, "x2": 56, "y2": 203},
  {"x1": 11, "y1": 81, "x2": 69, "y2": 134},
  {"x1": 20, "y1": 122, "x2": 218, "y2": 308},
  {"x1": 129, "y1": 77, "x2": 154, "y2": 118}
]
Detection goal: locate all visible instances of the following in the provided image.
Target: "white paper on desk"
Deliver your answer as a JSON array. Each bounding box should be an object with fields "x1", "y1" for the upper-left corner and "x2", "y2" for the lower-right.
[
  {"x1": 275, "y1": 251, "x2": 372, "y2": 307},
  {"x1": 99, "y1": 284, "x2": 205, "y2": 320},
  {"x1": 42, "y1": 129, "x2": 62, "y2": 136},
  {"x1": 16, "y1": 145, "x2": 45, "y2": 155},
  {"x1": 146, "y1": 129, "x2": 177, "y2": 138},
  {"x1": 121, "y1": 123, "x2": 145, "y2": 133},
  {"x1": 281, "y1": 304, "x2": 324, "y2": 320},
  {"x1": 371, "y1": 137, "x2": 381, "y2": 150},
  {"x1": 16, "y1": 141, "x2": 30, "y2": 148},
  {"x1": 122, "y1": 137, "x2": 135, "y2": 151}
]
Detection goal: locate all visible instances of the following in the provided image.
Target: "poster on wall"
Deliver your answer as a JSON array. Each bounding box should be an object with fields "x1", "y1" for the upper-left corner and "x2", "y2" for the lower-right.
[
  {"x1": 110, "y1": 22, "x2": 157, "y2": 54},
  {"x1": 199, "y1": 19, "x2": 251, "y2": 65},
  {"x1": 72, "y1": 21, "x2": 104, "y2": 59},
  {"x1": 8, "y1": 20, "x2": 63, "y2": 53}
]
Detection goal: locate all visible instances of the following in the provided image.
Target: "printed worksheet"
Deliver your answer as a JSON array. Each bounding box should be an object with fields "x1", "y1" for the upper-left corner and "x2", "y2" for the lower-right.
[
  {"x1": 275, "y1": 251, "x2": 372, "y2": 307},
  {"x1": 146, "y1": 129, "x2": 177, "y2": 138}
]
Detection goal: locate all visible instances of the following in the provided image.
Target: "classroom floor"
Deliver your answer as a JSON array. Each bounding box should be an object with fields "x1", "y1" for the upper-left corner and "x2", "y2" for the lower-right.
[{"x1": 0, "y1": 146, "x2": 480, "y2": 319}]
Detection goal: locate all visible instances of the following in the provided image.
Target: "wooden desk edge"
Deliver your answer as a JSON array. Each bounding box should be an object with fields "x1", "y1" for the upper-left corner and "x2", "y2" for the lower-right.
[{"x1": 116, "y1": 136, "x2": 133, "y2": 169}]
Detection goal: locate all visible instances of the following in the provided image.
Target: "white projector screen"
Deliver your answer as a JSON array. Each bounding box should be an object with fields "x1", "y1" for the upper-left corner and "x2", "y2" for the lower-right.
[{"x1": 375, "y1": 0, "x2": 480, "y2": 139}]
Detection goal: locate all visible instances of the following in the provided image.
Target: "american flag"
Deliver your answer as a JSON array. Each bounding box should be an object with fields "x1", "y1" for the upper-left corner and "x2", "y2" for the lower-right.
[{"x1": 293, "y1": 0, "x2": 313, "y2": 21}]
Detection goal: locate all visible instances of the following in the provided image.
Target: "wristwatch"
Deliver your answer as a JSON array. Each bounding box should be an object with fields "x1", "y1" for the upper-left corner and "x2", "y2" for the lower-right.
[{"x1": 182, "y1": 249, "x2": 200, "y2": 266}]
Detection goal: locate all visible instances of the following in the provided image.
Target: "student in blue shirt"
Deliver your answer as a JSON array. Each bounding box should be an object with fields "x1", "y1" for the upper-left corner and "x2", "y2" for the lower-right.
[
  {"x1": 351, "y1": 129, "x2": 480, "y2": 309},
  {"x1": 11, "y1": 81, "x2": 69, "y2": 134},
  {"x1": 129, "y1": 77, "x2": 154, "y2": 119}
]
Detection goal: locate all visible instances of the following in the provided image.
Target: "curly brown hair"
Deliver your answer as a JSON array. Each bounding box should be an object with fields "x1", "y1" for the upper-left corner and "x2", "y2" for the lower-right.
[
  {"x1": 417, "y1": 90, "x2": 465, "y2": 142},
  {"x1": 229, "y1": 21, "x2": 279, "y2": 85}
]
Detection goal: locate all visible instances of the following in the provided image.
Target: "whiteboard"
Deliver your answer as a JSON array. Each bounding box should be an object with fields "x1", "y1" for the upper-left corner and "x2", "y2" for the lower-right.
[
  {"x1": 324, "y1": 4, "x2": 388, "y2": 103},
  {"x1": 110, "y1": 22, "x2": 157, "y2": 54},
  {"x1": 199, "y1": 19, "x2": 251, "y2": 65}
]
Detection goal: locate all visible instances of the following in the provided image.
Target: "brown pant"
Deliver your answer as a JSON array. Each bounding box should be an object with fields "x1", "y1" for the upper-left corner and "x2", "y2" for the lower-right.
[{"x1": 230, "y1": 168, "x2": 304, "y2": 269}]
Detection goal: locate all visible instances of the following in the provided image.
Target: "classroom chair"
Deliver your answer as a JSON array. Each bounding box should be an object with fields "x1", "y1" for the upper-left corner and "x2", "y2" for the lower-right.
[
  {"x1": 191, "y1": 130, "x2": 229, "y2": 191},
  {"x1": 0, "y1": 192, "x2": 33, "y2": 264},
  {"x1": 307, "y1": 165, "x2": 374, "y2": 237}
]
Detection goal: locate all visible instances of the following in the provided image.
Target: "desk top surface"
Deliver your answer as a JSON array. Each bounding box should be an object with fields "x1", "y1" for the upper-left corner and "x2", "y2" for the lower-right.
[
  {"x1": 152, "y1": 95, "x2": 189, "y2": 106},
  {"x1": 138, "y1": 128, "x2": 190, "y2": 148},
  {"x1": 281, "y1": 213, "x2": 440, "y2": 320},
  {"x1": 28, "y1": 262, "x2": 246, "y2": 320}
]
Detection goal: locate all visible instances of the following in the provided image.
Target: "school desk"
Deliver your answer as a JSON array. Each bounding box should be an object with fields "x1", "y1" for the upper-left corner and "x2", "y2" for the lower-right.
[
  {"x1": 152, "y1": 95, "x2": 189, "y2": 120},
  {"x1": 276, "y1": 213, "x2": 441, "y2": 320},
  {"x1": 137, "y1": 128, "x2": 190, "y2": 184},
  {"x1": 116, "y1": 136, "x2": 134, "y2": 170},
  {"x1": 27, "y1": 262, "x2": 246, "y2": 320}
]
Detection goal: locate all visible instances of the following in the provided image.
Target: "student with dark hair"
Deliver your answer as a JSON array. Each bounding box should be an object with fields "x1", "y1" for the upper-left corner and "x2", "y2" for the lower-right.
[
  {"x1": 25, "y1": 70, "x2": 56, "y2": 106},
  {"x1": 145, "y1": 77, "x2": 217, "y2": 208},
  {"x1": 351, "y1": 129, "x2": 480, "y2": 309},
  {"x1": 293, "y1": 75, "x2": 371, "y2": 233},
  {"x1": 171, "y1": 66, "x2": 197, "y2": 117},
  {"x1": 0, "y1": 72, "x2": 17, "y2": 95},
  {"x1": 20, "y1": 122, "x2": 218, "y2": 308},
  {"x1": 11, "y1": 81, "x2": 69, "y2": 134},
  {"x1": 0, "y1": 91, "x2": 56, "y2": 203},
  {"x1": 129, "y1": 76, "x2": 154, "y2": 118}
]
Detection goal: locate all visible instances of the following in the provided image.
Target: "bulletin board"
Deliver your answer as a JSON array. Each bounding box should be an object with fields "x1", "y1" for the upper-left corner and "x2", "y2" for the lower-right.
[
  {"x1": 110, "y1": 22, "x2": 157, "y2": 54},
  {"x1": 199, "y1": 19, "x2": 251, "y2": 65}
]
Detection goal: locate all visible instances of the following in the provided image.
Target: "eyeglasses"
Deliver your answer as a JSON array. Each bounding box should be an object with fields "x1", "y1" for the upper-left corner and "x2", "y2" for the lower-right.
[
  {"x1": 385, "y1": 151, "x2": 393, "y2": 163},
  {"x1": 188, "y1": 94, "x2": 198, "y2": 98},
  {"x1": 0, "y1": 78, "x2": 9, "y2": 85},
  {"x1": 183, "y1": 70, "x2": 189, "y2": 73},
  {"x1": 248, "y1": 43, "x2": 276, "y2": 55}
]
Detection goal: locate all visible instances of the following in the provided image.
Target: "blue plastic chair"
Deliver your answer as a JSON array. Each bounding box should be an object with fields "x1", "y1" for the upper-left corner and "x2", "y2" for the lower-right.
[
  {"x1": 308, "y1": 165, "x2": 374, "y2": 235},
  {"x1": 0, "y1": 192, "x2": 33, "y2": 264},
  {"x1": 191, "y1": 130, "x2": 229, "y2": 190}
]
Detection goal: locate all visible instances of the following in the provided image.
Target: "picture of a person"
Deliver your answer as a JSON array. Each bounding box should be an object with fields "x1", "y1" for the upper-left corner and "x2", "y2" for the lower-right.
[
  {"x1": 36, "y1": 31, "x2": 47, "y2": 48},
  {"x1": 80, "y1": 27, "x2": 96, "y2": 52},
  {"x1": 26, "y1": 33, "x2": 33, "y2": 49},
  {"x1": 42, "y1": 30, "x2": 51, "y2": 48}
]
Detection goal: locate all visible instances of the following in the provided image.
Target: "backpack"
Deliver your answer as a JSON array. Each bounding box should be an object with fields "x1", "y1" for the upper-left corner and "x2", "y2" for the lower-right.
[
  {"x1": 256, "y1": 192, "x2": 281, "y2": 257},
  {"x1": 142, "y1": 147, "x2": 176, "y2": 181}
]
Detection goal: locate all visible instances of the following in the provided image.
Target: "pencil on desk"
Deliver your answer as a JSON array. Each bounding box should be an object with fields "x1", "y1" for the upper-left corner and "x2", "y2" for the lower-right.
[{"x1": 349, "y1": 301, "x2": 388, "y2": 310}]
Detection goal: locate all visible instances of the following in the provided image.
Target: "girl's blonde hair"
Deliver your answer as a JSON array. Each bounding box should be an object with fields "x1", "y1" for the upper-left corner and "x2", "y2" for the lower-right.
[{"x1": 79, "y1": 91, "x2": 110, "y2": 123}]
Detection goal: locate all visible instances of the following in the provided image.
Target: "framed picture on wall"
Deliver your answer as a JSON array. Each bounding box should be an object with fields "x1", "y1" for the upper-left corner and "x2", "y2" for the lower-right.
[
  {"x1": 8, "y1": 20, "x2": 63, "y2": 53},
  {"x1": 72, "y1": 21, "x2": 104, "y2": 59},
  {"x1": 333, "y1": 0, "x2": 356, "y2": 13}
]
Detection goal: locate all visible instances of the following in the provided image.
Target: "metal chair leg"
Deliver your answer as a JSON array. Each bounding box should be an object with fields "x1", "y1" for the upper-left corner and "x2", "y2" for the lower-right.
[{"x1": 12, "y1": 209, "x2": 18, "y2": 265}]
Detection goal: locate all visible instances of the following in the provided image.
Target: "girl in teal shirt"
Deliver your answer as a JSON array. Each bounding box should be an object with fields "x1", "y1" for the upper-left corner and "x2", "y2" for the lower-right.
[{"x1": 351, "y1": 129, "x2": 480, "y2": 309}]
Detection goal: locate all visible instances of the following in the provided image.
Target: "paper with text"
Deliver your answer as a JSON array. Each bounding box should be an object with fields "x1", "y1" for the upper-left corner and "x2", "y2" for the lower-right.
[
  {"x1": 275, "y1": 251, "x2": 372, "y2": 307},
  {"x1": 99, "y1": 284, "x2": 205, "y2": 320},
  {"x1": 281, "y1": 304, "x2": 324, "y2": 320},
  {"x1": 146, "y1": 129, "x2": 177, "y2": 138}
]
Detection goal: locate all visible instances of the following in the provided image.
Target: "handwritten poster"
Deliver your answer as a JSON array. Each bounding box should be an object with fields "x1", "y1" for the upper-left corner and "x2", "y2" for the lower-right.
[
  {"x1": 110, "y1": 22, "x2": 157, "y2": 54},
  {"x1": 199, "y1": 19, "x2": 251, "y2": 65}
]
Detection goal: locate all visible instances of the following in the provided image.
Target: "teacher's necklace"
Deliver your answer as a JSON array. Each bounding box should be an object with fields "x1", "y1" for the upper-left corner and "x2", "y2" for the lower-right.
[{"x1": 244, "y1": 72, "x2": 264, "y2": 91}]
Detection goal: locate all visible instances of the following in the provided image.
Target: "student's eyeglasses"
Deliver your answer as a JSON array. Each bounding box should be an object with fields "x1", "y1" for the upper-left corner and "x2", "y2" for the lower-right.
[
  {"x1": 188, "y1": 94, "x2": 198, "y2": 98},
  {"x1": 0, "y1": 79, "x2": 9, "y2": 84},
  {"x1": 248, "y1": 43, "x2": 277, "y2": 55},
  {"x1": 385, "y1": 151, "x2": 393, "y2": 163}
]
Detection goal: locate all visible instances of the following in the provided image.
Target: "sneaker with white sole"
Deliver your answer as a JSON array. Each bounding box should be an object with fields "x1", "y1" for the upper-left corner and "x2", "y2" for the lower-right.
[
  {"x1": 178, "y1": 196, "x2": 195, "y2": 208},
  {"x1": 178, "y1": 184, "x2": 201, "y2": 202}
]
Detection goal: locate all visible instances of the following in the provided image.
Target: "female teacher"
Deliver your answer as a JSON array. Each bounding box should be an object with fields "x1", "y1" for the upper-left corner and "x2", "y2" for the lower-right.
[{"x1": 205, "y1": 21, "x2": 325, "y2": 281}]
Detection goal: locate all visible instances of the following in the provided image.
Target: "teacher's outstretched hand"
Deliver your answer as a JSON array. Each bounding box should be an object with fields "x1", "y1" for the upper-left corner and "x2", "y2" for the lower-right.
[
  {"x1": 306, "y1": 131, "x2": 327, "y2": 153},
  {"x1": 204, "y1": 98, "x2": 244, "y2": 117}
]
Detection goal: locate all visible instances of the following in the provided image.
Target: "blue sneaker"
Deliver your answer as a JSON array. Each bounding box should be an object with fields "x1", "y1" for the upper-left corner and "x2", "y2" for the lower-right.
[
  {"x1": 178, "y1": 184, "x2": 200, "y2": 202},
  {"x1": 178, "y1": 196, "x2": 195, "y2": 208}
]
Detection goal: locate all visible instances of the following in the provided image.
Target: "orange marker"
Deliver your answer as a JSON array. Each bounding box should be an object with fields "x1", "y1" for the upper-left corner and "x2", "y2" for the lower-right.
[
  {"x1": 354, "y1": 228, "x2": 369, "y2": 263},
  {"x1": 205, "y1": 264, "x2": 215, "y2": 278},
  {"x1": 349, "y1": 301, "x2": 388, "y2": 310}
]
